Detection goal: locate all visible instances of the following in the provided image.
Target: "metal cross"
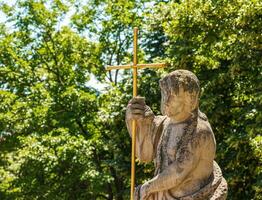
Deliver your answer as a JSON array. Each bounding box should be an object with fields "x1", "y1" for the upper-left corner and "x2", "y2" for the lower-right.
[{"x1": 106, "y1": 27, "x2": 166, "y2": 200}]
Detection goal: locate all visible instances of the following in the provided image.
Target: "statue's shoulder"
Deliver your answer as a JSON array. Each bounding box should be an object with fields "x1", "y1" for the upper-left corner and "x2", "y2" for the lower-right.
[{"x1": 197, "y1": 111, "x2": 214, "y2": 141}]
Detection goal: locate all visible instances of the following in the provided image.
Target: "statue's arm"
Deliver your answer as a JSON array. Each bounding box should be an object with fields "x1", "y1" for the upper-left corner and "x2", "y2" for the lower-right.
[
  {"x1": 125, "y1": 97, "x2": 166, "y2": 162},
  {"x1": 146, "y1": 141, "x2": 201, "y2": 193}
]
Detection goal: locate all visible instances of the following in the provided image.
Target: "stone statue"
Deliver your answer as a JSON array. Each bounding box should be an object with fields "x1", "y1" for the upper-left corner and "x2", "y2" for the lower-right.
[{"x1": 126, "y1": 70, "x2": 228, "y2": 200}]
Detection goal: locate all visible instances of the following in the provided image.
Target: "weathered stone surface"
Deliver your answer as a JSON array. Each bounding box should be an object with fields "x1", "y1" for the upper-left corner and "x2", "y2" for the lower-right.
[{"x1": 126, "y1": 70, "x2": 228, "y2": 200}]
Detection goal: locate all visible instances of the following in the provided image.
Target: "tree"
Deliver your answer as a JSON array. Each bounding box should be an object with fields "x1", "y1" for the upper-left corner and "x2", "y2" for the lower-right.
[{"x1": 0, "y1": 0, "x2": 106, "y2": 199}]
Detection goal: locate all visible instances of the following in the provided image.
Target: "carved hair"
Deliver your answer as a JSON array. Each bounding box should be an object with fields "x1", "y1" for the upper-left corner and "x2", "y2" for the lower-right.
[{"x1": 159, "y1": 70, "x2": 200, "y2": 96}]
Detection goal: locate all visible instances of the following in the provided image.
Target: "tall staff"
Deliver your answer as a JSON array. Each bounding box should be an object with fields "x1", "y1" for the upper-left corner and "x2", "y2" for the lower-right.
[{"x1": 107, "y1": 27, "x2": 166, "y2": 200}]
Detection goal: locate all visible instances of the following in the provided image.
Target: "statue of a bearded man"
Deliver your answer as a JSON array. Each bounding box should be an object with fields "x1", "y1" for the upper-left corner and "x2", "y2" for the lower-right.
[{"x1": 126, "y1": 70, "x2": 228, "y2": 200}]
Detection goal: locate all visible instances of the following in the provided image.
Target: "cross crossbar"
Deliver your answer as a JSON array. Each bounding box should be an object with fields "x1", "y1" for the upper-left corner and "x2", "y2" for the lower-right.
[{"x1": 106, "y1": 63, "x2": 166, "y2": 70}]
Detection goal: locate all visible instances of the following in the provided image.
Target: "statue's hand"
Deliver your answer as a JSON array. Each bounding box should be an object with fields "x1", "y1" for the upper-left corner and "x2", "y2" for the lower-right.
[{"x1": 126, "y1": 97, "x2": 153, "y2": 121}]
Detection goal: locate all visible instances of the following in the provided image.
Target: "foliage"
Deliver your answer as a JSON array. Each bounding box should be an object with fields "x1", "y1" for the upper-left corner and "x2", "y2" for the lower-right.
[
  {"x1": 0, "y1": 0, "x2": 261, "y2": 199},
  {"x1": 0, "y1": 128, "x2": 113, "y2": 200},
  {"x1": 0, "y1": 0, "x2": 103, "y2": 199},
  {"x1": 0, "y1": 0, "x2": 101, "y2": 138}
]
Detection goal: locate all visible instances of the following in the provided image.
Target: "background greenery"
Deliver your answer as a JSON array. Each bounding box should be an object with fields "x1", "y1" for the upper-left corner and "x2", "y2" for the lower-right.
[{"x1": 0, "y1": 0, "x2": 261, "y2": 199}]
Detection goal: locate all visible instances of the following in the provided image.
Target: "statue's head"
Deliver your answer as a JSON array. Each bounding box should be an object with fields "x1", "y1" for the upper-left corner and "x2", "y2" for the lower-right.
[{"x1": 159, "y1": 70, "x2": 200, "y2": 122}]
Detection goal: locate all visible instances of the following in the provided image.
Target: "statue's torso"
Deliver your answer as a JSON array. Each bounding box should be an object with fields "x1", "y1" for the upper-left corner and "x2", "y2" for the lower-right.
[
  {"x1": 154, "y1": 120, "x2": 185, "y2": 174},
  {"x1": 153, "y1": 117, "x2": 215, "y2": 199}
]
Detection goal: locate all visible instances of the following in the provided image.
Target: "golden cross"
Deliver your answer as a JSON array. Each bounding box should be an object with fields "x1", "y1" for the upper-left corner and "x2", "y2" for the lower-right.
[{"x1": 106, "y1": 27, "x2": 166, "y2": 200}]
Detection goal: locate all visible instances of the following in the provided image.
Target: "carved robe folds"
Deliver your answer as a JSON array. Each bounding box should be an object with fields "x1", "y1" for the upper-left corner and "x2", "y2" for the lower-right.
[{"x1": 126, "y1": 109, "x2": 228, "y2": 200}]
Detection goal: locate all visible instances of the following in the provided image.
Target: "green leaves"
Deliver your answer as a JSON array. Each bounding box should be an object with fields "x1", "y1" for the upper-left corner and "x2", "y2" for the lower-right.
[
  {"x1": 0, "y1": 0, "x2": 108, "y2": 198},
  {"x1": 0, "y1": 129, "x2": 112, "y2": 199}
]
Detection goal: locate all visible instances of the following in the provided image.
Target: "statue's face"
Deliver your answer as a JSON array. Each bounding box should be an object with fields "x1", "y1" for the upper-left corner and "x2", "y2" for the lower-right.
[
  {"x1": 161, "y1": 88, "x2": 184, "y2": 117},
  {"x1": 161, "y1": 87, "x2": 198, "y2": 122}
]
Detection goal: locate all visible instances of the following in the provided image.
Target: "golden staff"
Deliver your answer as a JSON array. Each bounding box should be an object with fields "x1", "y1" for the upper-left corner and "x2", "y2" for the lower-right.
[{"x1": 106, "y1": 27, "x2": 166, "y2": 200}]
